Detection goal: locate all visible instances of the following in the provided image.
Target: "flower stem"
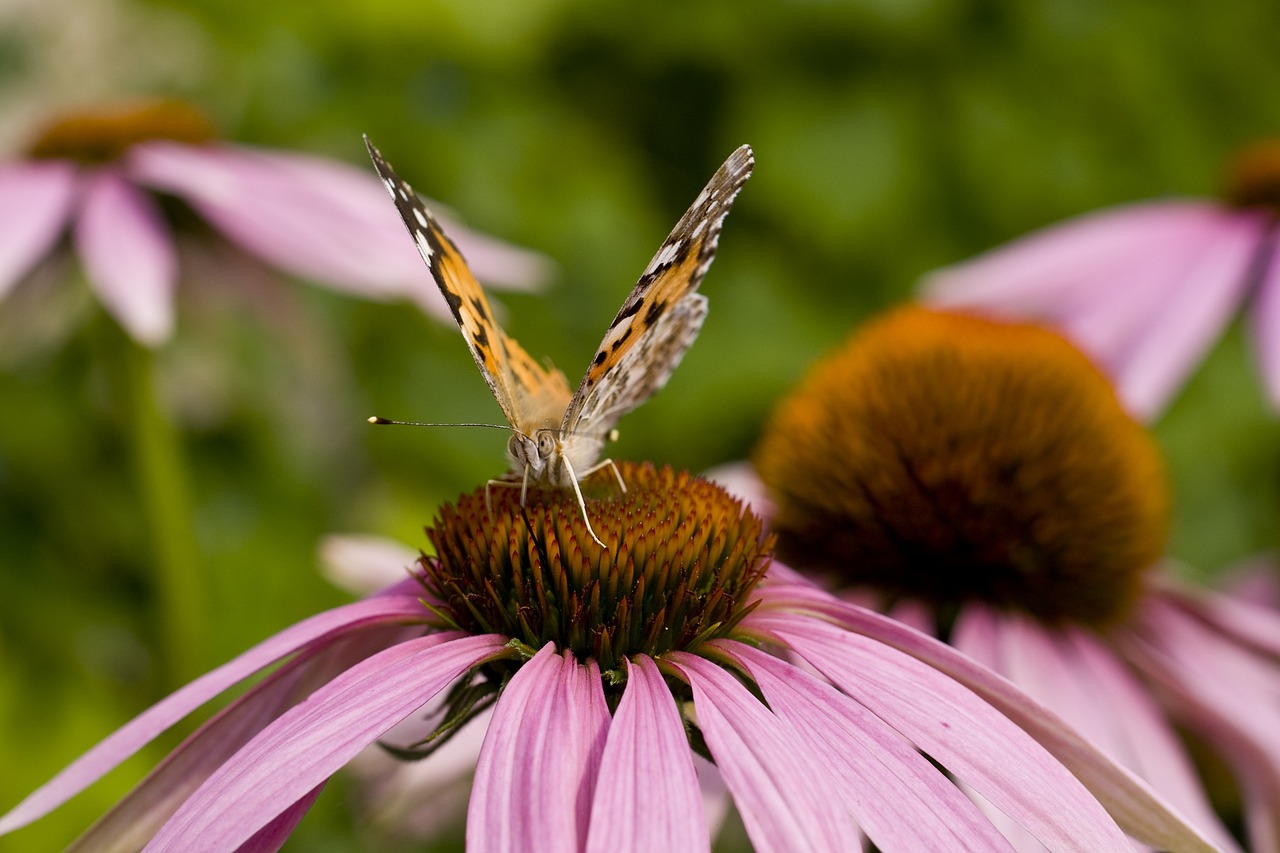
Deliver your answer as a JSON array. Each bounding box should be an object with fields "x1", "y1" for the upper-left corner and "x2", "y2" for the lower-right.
[{"x1": 125, "y1": 341, "x2": 206, "y2": 686}]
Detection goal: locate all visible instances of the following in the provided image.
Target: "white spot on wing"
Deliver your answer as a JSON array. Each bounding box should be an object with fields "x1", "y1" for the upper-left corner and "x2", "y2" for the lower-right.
[
  {"x1": 414, "y1": 232, "x2": 434, "y2": 258},
  {"x1": 645, "y1": 240, "x2": 681, "y2": 275}
]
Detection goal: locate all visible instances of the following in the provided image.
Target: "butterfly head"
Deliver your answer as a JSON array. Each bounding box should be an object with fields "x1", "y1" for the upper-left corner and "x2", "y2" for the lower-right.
[{"x1": 507, "y1": 428, "x2": 559, "y2": 483}]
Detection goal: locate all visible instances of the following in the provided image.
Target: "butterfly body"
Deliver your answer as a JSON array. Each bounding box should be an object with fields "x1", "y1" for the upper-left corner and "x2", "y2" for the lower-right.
[{"x1": 366, "y1": 138, "x2": 752, "y2": 544}]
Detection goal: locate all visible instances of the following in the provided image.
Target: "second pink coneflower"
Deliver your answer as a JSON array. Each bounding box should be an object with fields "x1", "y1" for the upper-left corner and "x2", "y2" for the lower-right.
[{"x1": 749, "y1": 305, "x2": 1280, "y2": 851}]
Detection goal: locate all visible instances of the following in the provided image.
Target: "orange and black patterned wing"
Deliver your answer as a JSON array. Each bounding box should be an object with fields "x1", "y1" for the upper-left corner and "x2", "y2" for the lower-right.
[
  {"x1": 561, "y1": 144, "x2": 753, "y2": 437},
  {"x1": 365, "y1": 137, "x2": 570, "y2": 433}
]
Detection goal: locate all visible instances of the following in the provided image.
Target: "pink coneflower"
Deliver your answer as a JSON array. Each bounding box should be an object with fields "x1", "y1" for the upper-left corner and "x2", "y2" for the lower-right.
[
  {"x1": 0, "y1": 98, "x2": 548, "y2": 345},
  {"x1": 922, "y1": 139, "x2": 1280, "y2": 419},
  {"x1": 0, "y1": 463, "x2": 1214, "y2": 851},
  {"x1": 750, "y1": 305, "x2": 1280, "y2": 851}
]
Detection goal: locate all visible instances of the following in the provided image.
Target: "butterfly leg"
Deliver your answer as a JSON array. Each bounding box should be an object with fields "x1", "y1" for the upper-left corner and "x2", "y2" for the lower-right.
[
  {"x1": 558, "y1": 455, "x2": 608, "y2": 549},
  {"x1": 485, "y1": 477, "x2": 524, "y2": 515},
  {"x1": 577, "y1": 458, "x2": 627, "y2": 495}
]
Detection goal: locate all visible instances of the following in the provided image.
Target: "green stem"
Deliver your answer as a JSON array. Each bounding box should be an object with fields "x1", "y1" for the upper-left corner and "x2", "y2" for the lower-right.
[{"x1": 125, "y1": 341, "x2": 206, "y2": 686}]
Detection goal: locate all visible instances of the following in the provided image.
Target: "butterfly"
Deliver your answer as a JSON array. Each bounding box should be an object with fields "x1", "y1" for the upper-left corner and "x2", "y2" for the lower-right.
[{"x1": 365, "y1": 137, "x2": 753, "y2": 547}]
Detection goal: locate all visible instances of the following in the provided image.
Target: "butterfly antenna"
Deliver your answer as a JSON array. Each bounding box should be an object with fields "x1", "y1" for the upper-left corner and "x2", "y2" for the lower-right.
[{"x1": 368, "y1": 417, "x2": 510, "y2": 430}]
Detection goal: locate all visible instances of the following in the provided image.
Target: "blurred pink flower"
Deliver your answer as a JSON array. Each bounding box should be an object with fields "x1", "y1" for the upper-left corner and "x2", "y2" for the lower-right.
[
  {"x1": 0, "y1": 466, "x2": 1209, "y2": 852},
  {"x1": 0, "y1": 99, "x2": 550, "y2": 346},
  {"x1": 746, "y1": 306, "x2": 1280, "y2": 851},
  {"x1": 923, "y1": 140, "x2": 1280, "y2": 419}
]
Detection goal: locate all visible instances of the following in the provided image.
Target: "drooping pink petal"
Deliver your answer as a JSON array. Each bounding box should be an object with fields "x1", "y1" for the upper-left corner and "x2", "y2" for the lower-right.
[
  {"x1": 1105, "y1": 210, "x2": 1266, "y2": 418},
  {"x1": 0, "y1": 160, "x2": 77, "y2": 299},
  {"x1": 346, "y1": 702, "x2": 492, "y2": 839},
  {"x1": 0, "y1": 587, "x2": 429, "y2": 835},
  {"x1": 693, "y1": 754, "x2": 731, "y2": 843},
  {"x1": 1120, "y1": 600, "x2": 1280, "y2": 852},
  {"x1": 924, "y1": 201, "x2": 1269, "y2": 419},
  {"x1": 1250, "y1": 233, "x2": 1280, "y2": 407},
  {"x1": 703, "y1": 461, "x2": 776, "y2": 519},
  {"x1": 751, "y1": 612, "x2": 1129, "y2": 853},
  {"x1": 924, "y1": 202, "x2": 1238, "y2": 316},
  {"x1": 1218, "y1": 558, "x2": 1280, "y2": 611},
  {"x1": 985, "y1": 614, "x2": 1237, "y2": 852},
  {"x1": 745, "y1": 588, "x2": 1219, "y2": 852},
  {"x1": 128, "y1": 141, "x2": 550, "y2": 318},
  {"x1": 950, "y1": 603, "x2": 1002, "y2": 665},
  {"x1": 1159, "y1": 573, "x2": 1280, "y2": 659},
  {"x1": 468, "y1": 645, "x2": 610, "y2": 853},
  {"x1": 1054, "y1": 212, "x2": 1253, "y2": 386},
  {"x1": 235, "y1": 783, "x2": 325, "y2": 853},
  {"x1": 146, "y1": 632, "x2": 505, "y2": 851},
  {"x1": 73, "y1": 167, "x2": 177, "y2": 345},
  {"x1": 722, "y1": 641, "x2": 1012, "y2": 852},
  {"x1": 318, "y1": 533, "x2": 421, "y2": 595},
  {"x1": 668, "y1": 652, "x2": 861, "y2": 852},
  {"x1": 1065, "y1": 630, "x2": 1238, "y2": 852},
  {"x1": 585, "y1": 655, "x2": 708, "y2": 853},
  {"x1": 67, "y1": 624, "x2": 422, "y2": 852}
]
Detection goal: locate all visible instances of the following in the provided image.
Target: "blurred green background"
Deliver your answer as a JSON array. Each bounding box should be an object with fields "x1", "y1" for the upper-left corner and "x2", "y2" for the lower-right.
[{"x1": 1, "y1": 0, "x2": 1279, "y2": 848}]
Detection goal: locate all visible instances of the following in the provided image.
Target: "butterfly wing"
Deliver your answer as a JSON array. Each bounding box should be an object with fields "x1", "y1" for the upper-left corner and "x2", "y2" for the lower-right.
[
  {"x1": 561, "y1": 144, "x2": 753, "y2": 438},
  {"x1": 365, "y1": 137, "x2": 571, "y2": 434}
]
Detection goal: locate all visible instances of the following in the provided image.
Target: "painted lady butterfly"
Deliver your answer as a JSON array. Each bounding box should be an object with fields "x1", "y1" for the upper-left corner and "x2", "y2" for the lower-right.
[{"x1": 366, "y1": 137, "x2": 753, "y2": 546}]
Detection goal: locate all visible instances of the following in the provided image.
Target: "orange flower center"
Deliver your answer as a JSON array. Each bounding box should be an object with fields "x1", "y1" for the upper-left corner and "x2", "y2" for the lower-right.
[
  {"x1": 754, "y1": 306, "x2": 1169, "y2": 629},
  {"x1": 1225, "y1": 137, "x2": 1280, "y2": 213},
  {"x1": 419, "y1": 462, "x2": 773, "y2": 674},
  {"x1": 27, "y1": 99, "x2": 216, "y2": 164}
]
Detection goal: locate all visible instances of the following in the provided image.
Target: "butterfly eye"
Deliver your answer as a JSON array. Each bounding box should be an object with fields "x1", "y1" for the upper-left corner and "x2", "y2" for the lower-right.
[{"x1": 537, "y1": 430, "x2": 556, "y2": 456}]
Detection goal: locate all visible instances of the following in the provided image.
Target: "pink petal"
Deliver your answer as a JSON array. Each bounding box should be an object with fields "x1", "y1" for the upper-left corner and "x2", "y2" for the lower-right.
[
  {"x1": 0, "y1": 588, "x2": 430, "y2": 834},
  {"x1": 468, "y1": 645, "x2": 610, "y2": 853},
  {"x1": 1121, "y1": 600, "x2": 1280, "y2": 852},
  {"x1": 585, "y1": 656, "x2": 708, "y2": 853},
  {"x1": 347, "y1": 703, "x2": 492, "y2": 839},
  {"x1": 318, "y1": 533, "x2": 420, "y2": 595},
  {"x1": 923, "y1": 201, "x2": 1269, "y2": 419},
  {"x1": 1253, "y1": 238, "x2": 1280, "y2": 407},
  {"x1": 0, "y1": 160, "x2": 77, "y2": 299},
  {"x1": 67, "y1": 625, "x2": 422, "y2": 851},
  {"x1": 73, "y1": 168, "x2": 177, "y2": 345},
  {"x1": 668, "y1": 652, "x2": 861, "y2": 852},
  {"x1": 1158, "y1": 575, "x2": 1280, "y2": 659},
  {"x1": 235, "y1": 783, "x2": 325, "y2": 853},
  {"x1": 128, "y1": 142, "x2": 550, "y2": 316},
  {"x1": 987, "y1": 615, "x2": 1237, "y2": 852},
  {"x1": 949, "y1": 604, "x2": 1003, "y2": 669},
  {"x1": 724, "y1": 641, "x2": 1012, "y2": 852},
  {"x1": 753, "y1": 612, "x2": 1129, "y2": 853},
  {"x1": 703, "y1": 461, "x2": 776, "y2": 520},
  {"x1": 1106, "y1": 211, "x2": 1265, "y2": 418},
  {"x1": 924, "y1": 202, "x2": 1236, "y2": 315},
  {"x1": 745, "y1": 588, "x2": 1220, "y2": 852},
  {"x1": 1217, "y1": 558, "x2": 1280, "y2": 611},
  {"x1": 1065, "y1": 631, "x2": 1237, "y2": 852},
  {"x1": 146, "y1": 632, "x2": 505, "y2": 851},
  {"x1": 1056, "y1": 214, "x2": 1250, "y2": 365}
]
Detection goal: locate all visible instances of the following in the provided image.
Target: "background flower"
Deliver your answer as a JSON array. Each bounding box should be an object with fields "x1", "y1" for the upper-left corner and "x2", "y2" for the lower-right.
[
  {"x1": 0, "y1": 99, "x2": 550, "y2": 345},
  {"x1": 748, "y1": 306, "x2": 1280, "y2": 851}
]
